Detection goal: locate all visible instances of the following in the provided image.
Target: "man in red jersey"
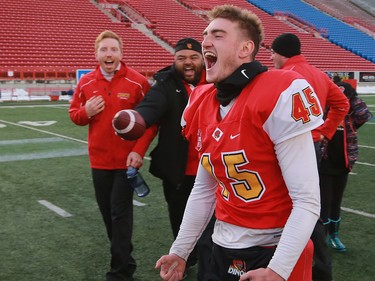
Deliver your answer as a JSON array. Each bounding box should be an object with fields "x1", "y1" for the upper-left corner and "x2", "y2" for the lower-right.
[
  {"x1": 156, "y1": 5, "x2": 323, "y2": 281},
  {"x1": 69, "y1": 30, "x2": 156, "y2": 281},
  {"x1": 271, "y1": 33, "x2": 349, "y2": 281}
]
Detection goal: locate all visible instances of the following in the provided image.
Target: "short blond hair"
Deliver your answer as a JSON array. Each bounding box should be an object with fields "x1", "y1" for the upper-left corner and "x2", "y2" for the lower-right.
[
  {"x1": 208, "y1": 5, "x2": 264, "y2": 58},
  {"x1": 95, "y1": 30, "x2": 123, "y2": 51}
]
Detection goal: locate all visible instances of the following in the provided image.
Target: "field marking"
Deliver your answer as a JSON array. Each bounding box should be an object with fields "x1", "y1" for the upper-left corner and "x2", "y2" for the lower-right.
[
  {"x1": 133, "y1": 200, "x2": 147, "y2": 206},
  {"x1": 0, "y1": 137, "x2": 66, "y2": 145},
  {"x1": 0, "y1": 119, "x2": 87, "y2": 144},
  {"x1": 341, "y1": 207, "x2": 375, "y2": 218},
  {"x1": 0, "y1": 148, "x2": 87, "y2": 162},
  {"x1": 358, "y1": 144, "x2": 375, "y2": 149},
  {"x1": 356, "y1": 161, "x2": 375, "y2": 167},
  {"x1": 38, "y1": 200, "x2": 73, "y2": 218},
  {"x1": 0, "y1": 104, "x2": 69, "y2": 109}
]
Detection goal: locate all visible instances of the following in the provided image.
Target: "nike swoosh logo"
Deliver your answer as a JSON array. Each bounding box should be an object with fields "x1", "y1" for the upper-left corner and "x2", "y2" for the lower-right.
[
  {"x1": 241, "y1": 69, "x2": 249, "y2": 79},
  {"x1": 230, "y1": 133, "x2": 240, "y2": 139}
]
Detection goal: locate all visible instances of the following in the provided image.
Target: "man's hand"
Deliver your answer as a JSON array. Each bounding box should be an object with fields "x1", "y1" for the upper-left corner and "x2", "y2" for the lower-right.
[
  {"x1": 85, "y1": 95, "x2": 105, "y2": 118},
  {"x1": 155, "y1": 254, "x2": 186, "y2": 281},
  {"x1": 126, "y1": 152, "x2": 143, "y2": 168}
]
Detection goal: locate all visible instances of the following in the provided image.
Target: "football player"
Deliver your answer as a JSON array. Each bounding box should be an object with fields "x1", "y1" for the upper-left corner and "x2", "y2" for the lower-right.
[{"x1": 156, "y1": 5, "x2": 323, "y2": 281}]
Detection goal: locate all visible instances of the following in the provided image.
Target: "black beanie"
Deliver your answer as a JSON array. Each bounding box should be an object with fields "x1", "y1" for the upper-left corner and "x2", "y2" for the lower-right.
[
  {"x1": 174, "y1": 38, "x2": 202, "y2": 54},
  {"x1": 271, "y1": 33, "x2": 301, "y2": 58}
]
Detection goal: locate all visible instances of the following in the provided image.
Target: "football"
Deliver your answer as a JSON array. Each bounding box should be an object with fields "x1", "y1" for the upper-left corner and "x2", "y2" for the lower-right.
[{"x1": 112, "y1": 109, "x2": 146, "y2": 141}]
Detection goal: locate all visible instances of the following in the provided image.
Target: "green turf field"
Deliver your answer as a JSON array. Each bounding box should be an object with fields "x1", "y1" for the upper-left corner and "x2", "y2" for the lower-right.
[{"x1": 0, "y1": 96, "x2": 374, "y2": 281}]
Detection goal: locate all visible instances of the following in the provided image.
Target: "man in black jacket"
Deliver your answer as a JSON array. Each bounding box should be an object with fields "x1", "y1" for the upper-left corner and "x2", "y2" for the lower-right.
[{"x1": 135, "y1": 38, "x2": 213, "y2": 280}]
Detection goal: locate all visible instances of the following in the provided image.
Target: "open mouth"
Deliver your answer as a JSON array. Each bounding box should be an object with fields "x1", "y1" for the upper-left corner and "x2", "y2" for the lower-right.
[
  {"x1": 184, "y1": 66, "x2": 194, "y2": 76},
  {"x1": 204, "y1": 51, "x2": 217, "y2": 69},
  {"x1": 104, "y1": 60, "x2": 114, "y2": 66}
]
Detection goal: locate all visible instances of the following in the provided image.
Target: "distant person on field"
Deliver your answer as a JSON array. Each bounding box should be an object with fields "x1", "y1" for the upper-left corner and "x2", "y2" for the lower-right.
[
  {"x1": 320, "y1": 76, "x2": 372, "y2": 252},
  {"x1": 156, "y1": 5, "x2": 323, "y2": 281},
  {"x1": 69, "y1": 30, "x2": 156, "y2": 281},
  {"x1": 271, "y1": 33, "x2": 349, "y2": 281},
  {"x1": 135, "y1": 37, "x2": 214, "y2": 280}
]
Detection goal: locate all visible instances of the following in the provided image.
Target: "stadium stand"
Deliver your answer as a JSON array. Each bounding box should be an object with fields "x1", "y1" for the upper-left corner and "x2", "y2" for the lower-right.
[
  {"x1": 247, "y1": 0, "x2": 375, "y2": 63},
  {"x1": 110, "y1": 0, "x2": 209, "y2": 46},
  {"x1": 0, "y1": 0, "x2": 373, "y2": 85},
  {"x1": 303, "y1": 0, "x2": 375, "y2": 37},
  {"x1": 0, "y1": 0, "x2": 173, "y2": 81}
]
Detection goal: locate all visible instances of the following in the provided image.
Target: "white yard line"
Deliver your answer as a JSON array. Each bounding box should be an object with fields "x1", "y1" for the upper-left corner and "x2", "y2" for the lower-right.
[
  {"x1": 341, "y1": 207, "x2": 375, "y2": 218},
  {"x1": 38, "y1": 200, "x2": 73, "y2": 218},
  {"x1": 356, "y1": 161, "x2": 375, "y2": 167},
  {"x1": 0, "y1": 119, "x2": 87, "y2": 144},
  {"x1": 358, "y1": 144, "x2": 375, "y2": 149},
  {"x1": 133, "y1": 200, "x2": 147, "y2": 206},
  {"x1": 0, "y1": 148, "x2": 87, "y2": 162},
  {"x1": 0, "y1": 104, "x2": 69, "y2": 109},
  {"x1": 0, "y1": 137, "x2": 65, "y2": 145}
]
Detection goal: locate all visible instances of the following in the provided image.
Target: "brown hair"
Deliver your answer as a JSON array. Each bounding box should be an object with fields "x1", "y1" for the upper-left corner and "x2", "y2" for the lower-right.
[
  {"x1": 207, "y1": 5, "x2": 264, "y2": 58},
  {"x1": 95, "y1": 30, "x2": 123, "y2": 51}
]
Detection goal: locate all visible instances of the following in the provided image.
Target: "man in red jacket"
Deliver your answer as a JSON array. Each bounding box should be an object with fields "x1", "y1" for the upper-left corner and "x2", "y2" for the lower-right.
[
  {"x1": 271, "y1": 33, "x2": 349, "y2": 281},
  {"x1": 69, "y1": 30, "x2": 156, "y2": 281}
]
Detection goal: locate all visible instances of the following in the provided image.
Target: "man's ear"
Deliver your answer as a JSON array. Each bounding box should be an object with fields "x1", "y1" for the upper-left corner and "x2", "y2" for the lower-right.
[{"x1": 239, "y1": 40, "x2": 254, "y2": 59}]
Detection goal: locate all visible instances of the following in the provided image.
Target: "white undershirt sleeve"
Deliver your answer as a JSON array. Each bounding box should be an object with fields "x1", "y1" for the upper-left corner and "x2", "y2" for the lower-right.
[
  {"x1": 268, "y1": 131, "x2": 321, "y2": 280},
  {"x1": 169, "y1": 162, "x2": 217, "y2": 260}
]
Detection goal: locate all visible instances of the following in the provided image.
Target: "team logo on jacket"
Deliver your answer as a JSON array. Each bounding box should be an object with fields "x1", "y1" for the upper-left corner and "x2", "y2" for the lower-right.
[
  {"x1": 227, "y1": 259, "x2": 246, "y2": 277},
  {"x1": 117, "y1": 92, "x2": 131, "y2": 99},
  {"x1": 196, "y1": 129, "x2": 202, "y2": 151},
  {"x1": 212, "y1": 127, "x2": 223, "y2": 142}
]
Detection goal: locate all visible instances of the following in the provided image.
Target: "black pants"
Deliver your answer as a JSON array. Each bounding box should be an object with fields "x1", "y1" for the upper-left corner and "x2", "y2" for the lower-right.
[
  {"x1": 92, "y1": 169, "x2": 136, "y2": 281},
  {"x1": 312, "y1": 142, "x2": 333, "y2": 281},
  {"x1": 163, "y1": 175, "x2": 214, "y2": 281},
  {"x1": 320, "y1": 173, "x2": 348, "y2": 222},
  {"x1": 311, "y1": 219, "x2": 333, "y2": 281},
  {"x1": 206, "y1": 243, "x2": 276, "y2": 281}
]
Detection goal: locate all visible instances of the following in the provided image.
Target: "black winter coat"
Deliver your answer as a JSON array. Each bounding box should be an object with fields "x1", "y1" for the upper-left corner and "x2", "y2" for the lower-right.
[{"x1": 135, "y1": 65, "x2": 190, "y2": 185}]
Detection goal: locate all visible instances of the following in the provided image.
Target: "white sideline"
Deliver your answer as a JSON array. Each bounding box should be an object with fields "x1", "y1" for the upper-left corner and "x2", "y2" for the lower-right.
[
  {"x1": 341, "y1": 207, "x2": 375, "y2": 218},
  {"x1": 38, "y1": 200, "x2": 73, "y2": 218},
  {"x1": 0, "y1": 119, "x2": 88, "y2": 144}
]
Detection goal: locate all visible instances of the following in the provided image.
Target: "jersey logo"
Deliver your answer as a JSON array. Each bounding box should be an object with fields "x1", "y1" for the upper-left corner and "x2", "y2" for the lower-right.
[
  {"x1": 227, "y1": 259, "x2": 246, "y2": 277},
  {"x1": 241, "y1": 69, "x2": 249, "y2": 79},
  {"x1": 230, "y1": 133, "x2": 240, "y2": 139},
  {"x1": 212, "y1": 127, "x2": 223, "y2": 142}
]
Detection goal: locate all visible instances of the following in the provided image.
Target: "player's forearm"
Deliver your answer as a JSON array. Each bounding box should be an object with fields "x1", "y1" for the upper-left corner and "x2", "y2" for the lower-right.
[
  {"x1": 270, "y1": 132, "x2": 320, "y2": 279},
  {"x1": 169, "y1": 164, "x2": 217, "y2": 260}
]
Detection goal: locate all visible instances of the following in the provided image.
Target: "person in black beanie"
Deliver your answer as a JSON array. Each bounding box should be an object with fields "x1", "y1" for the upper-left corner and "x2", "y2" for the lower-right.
[
  {"x1": 135, "y1": 37, "x2": 214, "y2": 280},
  {"x1": 271, "y1": 33, "x2": 349, "y2": 281},
  {"x1": 271, "y1": 33, "x2": 301, "y2": 58}
]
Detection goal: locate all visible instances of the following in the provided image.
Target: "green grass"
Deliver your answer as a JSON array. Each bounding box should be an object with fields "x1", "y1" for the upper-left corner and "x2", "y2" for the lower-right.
[{"x1": 0, "y1": 97, "x2": 374, "y2": 281}]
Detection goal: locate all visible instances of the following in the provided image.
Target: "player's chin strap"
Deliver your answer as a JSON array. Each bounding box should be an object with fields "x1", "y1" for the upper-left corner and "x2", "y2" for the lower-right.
[{"x1": 215, "y1": 61, "x2": 267, "y2": 106}]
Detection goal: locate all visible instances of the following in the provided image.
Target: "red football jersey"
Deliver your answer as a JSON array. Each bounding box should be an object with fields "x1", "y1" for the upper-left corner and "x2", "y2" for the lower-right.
[{"x1": 183, "y1": 70, "x2": 323, "y2": 229}]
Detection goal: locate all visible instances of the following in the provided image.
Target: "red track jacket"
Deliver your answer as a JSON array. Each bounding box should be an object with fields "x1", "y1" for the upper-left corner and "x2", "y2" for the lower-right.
[{"x1": 69, "y1": 62, "x2": 155, "y2": 169}]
